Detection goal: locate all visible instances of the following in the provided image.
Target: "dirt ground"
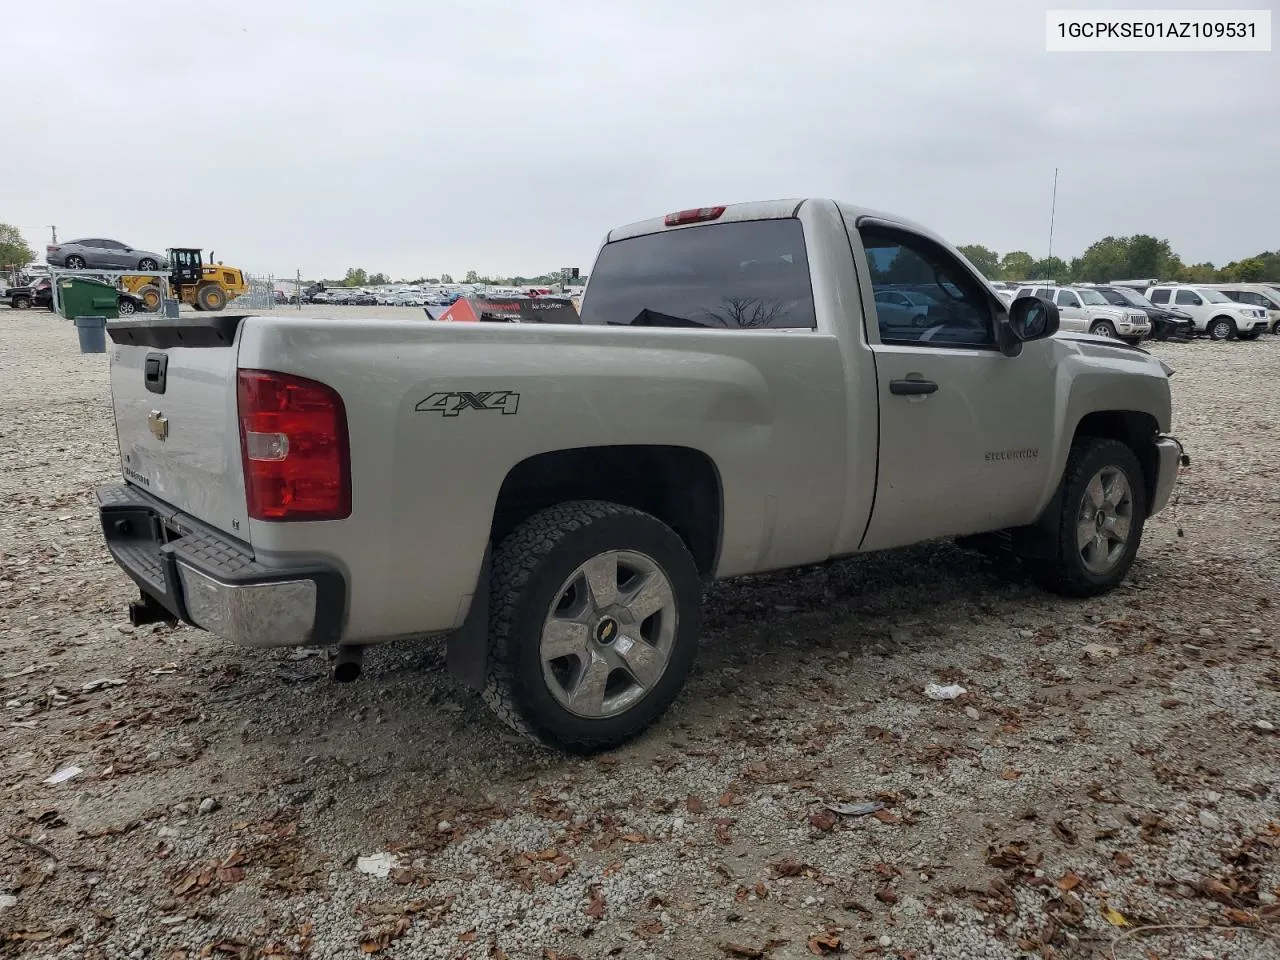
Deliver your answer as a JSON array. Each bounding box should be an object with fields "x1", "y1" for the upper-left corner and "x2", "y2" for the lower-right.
[{"x1": 1, "y1": 310, "x2": 1277, "y2": 960}]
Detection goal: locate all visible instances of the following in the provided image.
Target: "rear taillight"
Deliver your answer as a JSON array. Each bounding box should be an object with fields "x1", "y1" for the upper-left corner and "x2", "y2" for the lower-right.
[
  {"x1": 237, "y1": 370, "x2": 350, "y2": 521},
  {"x1": 47, "y1": 245, "x2": 60, "y2": 253},
  {"x1": 663, "y1": 206, "x2": 726, "y2": 226}
]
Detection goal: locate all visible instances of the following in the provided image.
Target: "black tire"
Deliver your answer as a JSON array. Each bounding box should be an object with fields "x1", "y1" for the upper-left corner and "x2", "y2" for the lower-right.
[
  {"x1": 1033, "y1": 438, "x2": 1147, "y2": 598},
  {"x1": 136, "y1": 284, "x2": 164, "y2": 312},
  {"x1": 1207, "y1": 316, "x2": 1236, "y2": 341},
  {"x1": 138, "y1": 258, "x2": 158, "y2": 271},
  {"x1": 196, "y1": 284, "x2": 227, "y2": 311},
  {"x1": 117, "y1": 297, "x2": 136, "y2": 316},
  {"x1": 1238, "y1": 330, "x2": 1261, "y2": 341},
  {"x1": 66, "y1": 255, "x2": 86, "y2": 269},
  {"x1": 1089, "y1": 320, "x2": 1117, "y2": 339},
  {"x1": 482, "y1": 500, "x2": 702, "y2": 752},
  {"x1": 13, "y1": 296, "x2": 30, "y2": 310}
]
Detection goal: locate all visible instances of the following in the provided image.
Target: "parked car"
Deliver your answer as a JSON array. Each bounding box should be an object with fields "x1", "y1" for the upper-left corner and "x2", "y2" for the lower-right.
[
  {"x1": 351, "y1": 292, "x2": 378, "y2": 306},
  {"x1": 1145, "y1": 285, "x2": 1270, "y2": 340},
  {"x1": 873, "y1": 288, "x2": 940, "y2": 324},
  {"x1": 5, "y1": 277, "x2": 52, "y2": 309},
  {"x1": 1211, "y1": 284, "x2": 1280, "y2": 334},
  {"x1": 96, "y1": 197, "x2": 1184, "y2": 751},
  {"x1": 1013, "y1": 285, "x2": 1150, "y2": 342},
  {"x1": 1089, "y1": 285, "x2": 1194, "y2": 342},
  {"x1": 47, "y1": 239, "x2": 168, "y2": 272}
]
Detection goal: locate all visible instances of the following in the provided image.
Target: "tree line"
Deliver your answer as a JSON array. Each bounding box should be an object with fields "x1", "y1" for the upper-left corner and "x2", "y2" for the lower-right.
[{"x1": 957, "y1": 235, "x2": 1280, "y2": 285}]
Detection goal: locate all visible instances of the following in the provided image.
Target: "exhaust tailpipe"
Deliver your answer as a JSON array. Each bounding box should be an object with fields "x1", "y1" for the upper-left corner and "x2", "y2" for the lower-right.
[{"x1": 332, "y1": 645, "x2": 364, "y2": 683}]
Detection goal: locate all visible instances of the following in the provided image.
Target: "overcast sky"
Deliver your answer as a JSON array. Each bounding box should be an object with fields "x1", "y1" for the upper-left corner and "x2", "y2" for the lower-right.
[{"x1": 9, "y1": 0, "x2": 1278, "y2": 279}]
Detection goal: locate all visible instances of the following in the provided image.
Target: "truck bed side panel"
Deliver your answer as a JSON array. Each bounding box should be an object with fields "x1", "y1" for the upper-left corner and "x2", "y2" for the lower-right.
[{"x1": 236, "y1": 319, "x2": 850, "y2": 642}]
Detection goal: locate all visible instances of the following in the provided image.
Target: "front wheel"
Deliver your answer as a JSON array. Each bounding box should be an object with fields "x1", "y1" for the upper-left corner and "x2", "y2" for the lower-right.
[
  {"x1": 65, "y1": 255, "x2": 86, "y2": 269},
  {"x1": 1238, "y1": 330, "x2": 1261, "y2": 341},
  {"x1": 1033, "y1": 438, "x2": 1147, "y2": 598},
  {"x1": 482, "y1": 500, "x2": 702, "y2": 752},
  {"x1": 1089, "y1": 321, "x2": 1117, "y2": 338},
  {"x1": 1207, "y1": 317, "x2": 1236, "y2": 341},
  {"x1": 117, "y1": 297, "x2": 136, "y2": 316},
  {"x1": 12, "y1": 296, "x2": 31, "y2": 310}
]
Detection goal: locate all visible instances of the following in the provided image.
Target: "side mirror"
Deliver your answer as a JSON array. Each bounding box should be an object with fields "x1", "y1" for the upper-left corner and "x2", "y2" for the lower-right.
[{"x1": 998, "y1": 296, "x2": 1060, "y2": 357}]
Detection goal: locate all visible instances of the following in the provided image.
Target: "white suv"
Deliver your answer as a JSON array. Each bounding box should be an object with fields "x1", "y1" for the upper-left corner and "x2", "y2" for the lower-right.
[
  {"x1": 1014, "y1": 285, "x2": 1150, "y2": 343},
  {"x1": 1145, "y1": 285, "x2": 1269, "y2": 341}
]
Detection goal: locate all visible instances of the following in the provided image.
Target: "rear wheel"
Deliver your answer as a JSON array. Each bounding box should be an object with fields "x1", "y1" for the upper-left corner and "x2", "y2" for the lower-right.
[
  {"x1": 482, "y1": 500, "x2": 701, "y2": 752},
  {"x1": 1033, "y1": 438, "x2": 1146, "y2": 597},
  {"x1": 66, "y1": 255, "x2": 86, "y2": 269},
  {"x1": 117, "y1": 297, "x2": 136, "y2": 316},
  {"x1": 196, "y1": 284, "x2": 227, "y2": 311},
  {"x1": 1089, "y1": 321, "x2": 1116, "y2": 338},
  {"x1": 13, "y1": 295, "x2": 31, "y2": 310},
  {"x1": 1207, "y1": 316, "x2": 1236, "y2": 341},
  {"x1": 138, "y1": 258, "x2": 158, "y2": 271}
]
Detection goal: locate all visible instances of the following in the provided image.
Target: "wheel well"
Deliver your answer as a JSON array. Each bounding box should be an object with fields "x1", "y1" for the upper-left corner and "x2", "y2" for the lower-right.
[
  {"x1": 1073, "y1": 411, "x2": 1159, "y2": 512},
  {"x1": 491, "y1": 445, "x2": 722, "y2": 577}
]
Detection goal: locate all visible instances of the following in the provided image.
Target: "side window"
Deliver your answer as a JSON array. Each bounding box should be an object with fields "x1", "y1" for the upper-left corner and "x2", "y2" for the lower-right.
[
  {"x1": 1014, "y1": 288, "x2": 1033, "y2": 298},
  {"x1": 858, "y1": 225, "x2": 995, "y2": 348},
  {"x1": 1055, "y1": 290, "x2": 1078, "y2": 307},
  {"x1": 1149, "y1": 289, "x2": 1170, "y2": 304},
  {"x1": 1174, "y1": 289, "x2": 1202, "y2": 306},
  {"x1": 1033, "y1": 288, "x2": 1052, "y2": 299},
  {"x1": 1237, "y1": 292, "x2": 1262, "y2": 305}
]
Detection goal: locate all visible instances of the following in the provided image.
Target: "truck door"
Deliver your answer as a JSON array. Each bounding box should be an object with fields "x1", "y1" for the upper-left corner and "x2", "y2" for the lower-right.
[{"x1": 850, "y1": 219, "x2": 1060, "y2": 551}]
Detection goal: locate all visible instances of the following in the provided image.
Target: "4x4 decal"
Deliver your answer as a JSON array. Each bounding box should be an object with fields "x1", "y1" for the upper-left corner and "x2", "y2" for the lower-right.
[{"x1": 415, "y1": 391, "x2": 520, "y2": 417}]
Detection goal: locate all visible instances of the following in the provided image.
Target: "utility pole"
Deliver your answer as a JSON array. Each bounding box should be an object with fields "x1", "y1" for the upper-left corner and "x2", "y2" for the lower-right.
[
  {"x1": 1047, "y1": 168, "x2": 1059, "y2": 279},
  {"x1": 49, "y1": 225, "x2": 57, "y2": 244},
  {"x1": 296, "y1": 269, "x2": 302, "y2": 310}
]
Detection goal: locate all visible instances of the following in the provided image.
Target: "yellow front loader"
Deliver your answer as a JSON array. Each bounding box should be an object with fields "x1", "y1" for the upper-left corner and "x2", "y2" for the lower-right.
[{"x1": 122, "y1": 248, "x2": 248, "y2": 312}]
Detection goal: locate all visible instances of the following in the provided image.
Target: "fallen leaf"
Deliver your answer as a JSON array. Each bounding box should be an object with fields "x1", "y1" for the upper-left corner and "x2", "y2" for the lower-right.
[
  {"x1": 1052, "y1": 820, "x2": 1079, "y2": 847},
  {"x1": 772, "y1": 859, "x2": 810, "y2": 878},
  {"x1": 1224, "y1": 908, "x2": 1256, "y2": 925},
  {"x1": 754, "y1": 881, "x2": 769, "y2": 899},
  {"x1": 1057, "y1": 872, "x2": 1082, "y2": 892},
  {"x1": 809, "y1": 809, "x2": 838, "y2": 832},
  {"x1": 721, "y1": 944, "x2": 764, "y2": 959},
  {"x1": 806, "y1": 932, "x2": 841, "y2": 955},
  {"x1": 635, "y1": 920, "x2": 665, "y2": 939},
  {"x1": 686, "y1": 795, "x2": 705, "y2": 814},
  {"x1": 1000, "y1": 769, "x2": 1022, "y2": 780},
  {"x1": 459, "y1": 929, "x2": 477, "y2": 943},
  {"x1": 1113, "y1": 852, "x2": 1134, "y2": 868},
  {"x1": 1101, "y1": 906, "x2": 1129, "y2": 927},
  {"x1": 875, "y1": 886, "x2": 899, "y2": 905},
  {"x1": 585, "y1": 885, "x2": 607, "y2": 920},
  {"x1": 719, "y1": 790, "x2": 741, "y2": 808},
  {"x1": 872, "y1": 809, "x2": 902, "y2": 825},
  {"x1": 715, "y1": 820, "x2": 733, "y2": 845}
]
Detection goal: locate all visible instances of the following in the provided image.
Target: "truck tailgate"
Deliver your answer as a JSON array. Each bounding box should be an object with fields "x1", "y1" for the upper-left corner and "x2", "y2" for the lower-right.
[{"x1": 108, "y1": 317, "x2": 250, "y2": 539}]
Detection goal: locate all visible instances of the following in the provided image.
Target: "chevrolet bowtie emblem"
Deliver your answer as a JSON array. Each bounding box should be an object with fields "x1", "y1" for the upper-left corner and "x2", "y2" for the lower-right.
[{"x1": 148, "y1": 410, "x2": 169, "y2": 441}]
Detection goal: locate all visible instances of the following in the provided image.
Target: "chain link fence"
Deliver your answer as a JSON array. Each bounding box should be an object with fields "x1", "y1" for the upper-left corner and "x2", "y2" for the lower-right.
[{"x1": 226, "y1": 273, "x2": 277, "y2": 310}]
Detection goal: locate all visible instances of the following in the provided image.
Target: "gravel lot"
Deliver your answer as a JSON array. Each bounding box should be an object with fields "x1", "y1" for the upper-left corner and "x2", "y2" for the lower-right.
[{"x1": 2, "y1": 310, "x2": 1277, "y2": 960}]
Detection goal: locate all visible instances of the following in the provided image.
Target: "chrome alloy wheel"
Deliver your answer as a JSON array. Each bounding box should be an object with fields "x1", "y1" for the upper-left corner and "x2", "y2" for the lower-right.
[
  {"x1": 1076, "y1": 465, "x2": 1134, "y2": 575},
  {"x1": 539, "y1": 550, "x2": 678, "y2": 719}
]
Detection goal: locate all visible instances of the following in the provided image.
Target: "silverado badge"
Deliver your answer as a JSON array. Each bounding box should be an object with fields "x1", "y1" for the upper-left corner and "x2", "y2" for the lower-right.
[{"x1": 148, "y1": 410, "x2": 169, "y2": 441}]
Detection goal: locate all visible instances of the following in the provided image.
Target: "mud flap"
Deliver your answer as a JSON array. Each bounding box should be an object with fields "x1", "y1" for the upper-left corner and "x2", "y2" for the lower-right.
[{"x1": 446, "y1": 548, "x2": 490, "y2": 692}]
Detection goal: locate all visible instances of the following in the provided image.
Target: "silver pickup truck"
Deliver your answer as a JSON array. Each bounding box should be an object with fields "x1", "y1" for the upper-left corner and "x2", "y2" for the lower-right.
[{"x1": 97, "y1": 199, "x2": 1184, "y2": 751}]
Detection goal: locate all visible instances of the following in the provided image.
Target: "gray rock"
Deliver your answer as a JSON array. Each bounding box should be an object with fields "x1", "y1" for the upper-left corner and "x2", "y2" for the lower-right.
[{"x1": 197, "y1": 797, "x2": 218, "y2": 815}]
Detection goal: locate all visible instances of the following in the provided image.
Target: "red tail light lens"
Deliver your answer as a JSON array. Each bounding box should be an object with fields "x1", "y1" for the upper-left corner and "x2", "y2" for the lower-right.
[
  {"x1": 237, "y1": 370, "x2": 351, "y2": 521},
  {"x1": 664, "y1": 206, "x2": 726, "y2": 227}
]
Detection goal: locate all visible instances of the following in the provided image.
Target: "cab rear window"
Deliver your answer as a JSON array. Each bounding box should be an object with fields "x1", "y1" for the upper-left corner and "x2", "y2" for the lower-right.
[{"x1": 580, "y1": 219, "x2": 816, "y2": 329}]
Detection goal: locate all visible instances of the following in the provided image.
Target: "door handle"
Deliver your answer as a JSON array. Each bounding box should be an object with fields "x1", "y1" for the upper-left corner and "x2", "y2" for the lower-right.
[{"x1": 889, "y1": 379, "x2": 938, "y2": 396}]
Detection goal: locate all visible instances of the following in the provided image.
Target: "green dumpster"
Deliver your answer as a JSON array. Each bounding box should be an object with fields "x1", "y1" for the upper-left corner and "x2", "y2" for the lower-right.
[{"x1": 58, "y1": 276, "x2": 120, "y2": 321}]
